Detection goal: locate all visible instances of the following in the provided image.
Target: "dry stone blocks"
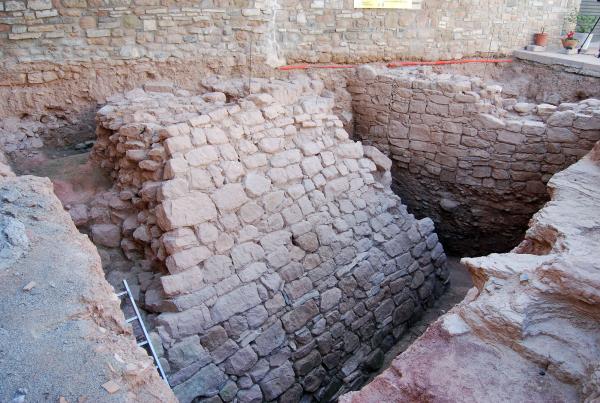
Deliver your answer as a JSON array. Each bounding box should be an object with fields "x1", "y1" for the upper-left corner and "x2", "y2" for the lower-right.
[{"x1": 91, "y1": 75, "x2": 448, "y2": 402}]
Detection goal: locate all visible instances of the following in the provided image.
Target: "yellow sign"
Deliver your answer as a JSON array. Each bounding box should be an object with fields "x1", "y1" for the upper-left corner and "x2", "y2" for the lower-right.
[{"x1": 354, "y1": 0, "x2": 421, "y2": 9}]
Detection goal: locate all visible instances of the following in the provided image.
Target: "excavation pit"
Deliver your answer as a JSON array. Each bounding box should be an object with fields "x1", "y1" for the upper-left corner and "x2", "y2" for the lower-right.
[
  {"x1": 3, "y1": 60, "x2": 600, "y2": 403},
  {"x1": 350, "y1": 65, "x2": 600, "y2": 255}
]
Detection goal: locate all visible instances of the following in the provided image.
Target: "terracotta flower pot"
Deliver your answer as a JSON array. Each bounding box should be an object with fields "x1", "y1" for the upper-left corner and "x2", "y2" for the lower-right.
[
  {"x1": 534, "y1": 33, "x2": 548, "y2": 47},
  {"x1": 561, "y1": 38, "x2": 579, "y2": 49}
]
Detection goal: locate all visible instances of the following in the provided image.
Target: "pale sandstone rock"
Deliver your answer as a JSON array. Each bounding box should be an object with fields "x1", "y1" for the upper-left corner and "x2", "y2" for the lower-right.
[
  {"x1": 477, "y1": 113, "x2": 506, "y2": 129},
  {"x1": 362, "y1": 145, "x2": 392, "y2": 171},
  {"x1": 513, "y1": 102, "x2": 536, "y2": 114},
  {"x1": 91, "y1": 223, "x2": 121, "y2": 247},
  {"x1": 161, "y1": 267, "x2": 205, "y2": 296},
  {"x1": 244, "y1": 172, "x2": 271, "y2": 197},
  {"x1": 211, "y1": 183, "x2": 248, "y2": 212},
  {"x1": 156, "y1": 194, "x2": 217, "y2": 230},
  {"x1": 166, "y1": 246, "x2": 212, "y2": 273}
]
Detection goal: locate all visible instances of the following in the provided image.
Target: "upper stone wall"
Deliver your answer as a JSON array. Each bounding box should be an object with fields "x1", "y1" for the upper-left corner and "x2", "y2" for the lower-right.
[
  {"x1": 87, "y1": 76, "x2": 449, "y2": 402},
  {"x1": 0, "y1": 0, "x2": 578, "y2": 72}
]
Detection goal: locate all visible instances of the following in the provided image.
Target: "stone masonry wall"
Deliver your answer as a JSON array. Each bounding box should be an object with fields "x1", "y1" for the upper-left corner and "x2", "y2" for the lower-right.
[
  {"x1": 349, "y1": 65, "x2": 600, "y2": 255},
  {"x1": 0, "y1": 0, "x2": 578, "y2": 74},
  {"x1": 89, "y1": 76, "x2": 449, "y2": 402}
]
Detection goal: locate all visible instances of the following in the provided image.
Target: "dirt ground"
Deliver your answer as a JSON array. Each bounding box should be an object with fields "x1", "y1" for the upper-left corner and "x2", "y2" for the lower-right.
[{"x1": 0, "y1": 175, "x2": 175, "y2": 402}]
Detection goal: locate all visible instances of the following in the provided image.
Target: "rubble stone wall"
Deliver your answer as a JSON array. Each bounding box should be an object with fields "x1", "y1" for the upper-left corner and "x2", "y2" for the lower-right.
[
  {"x1": 349, "y1": 66, "x2": 600, "y2": 255},
  {"x1": 0, "y1": 0, "x2": 578, "y2": 73},
  {"x1": 89, "y1": 77, "x2": 449, "y2": 402}
]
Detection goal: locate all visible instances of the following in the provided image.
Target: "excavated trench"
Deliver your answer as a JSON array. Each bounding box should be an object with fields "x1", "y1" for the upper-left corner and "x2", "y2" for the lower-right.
[
  {"x1": 350, "y1": 63, "x2": 600, "y2": 256},
  {"x1": 4, "y1": 61, "x2": 600, "y2": 403}
]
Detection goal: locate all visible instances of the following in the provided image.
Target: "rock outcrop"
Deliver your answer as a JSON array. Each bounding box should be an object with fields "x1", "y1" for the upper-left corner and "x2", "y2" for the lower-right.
[
  {"x1": 88, "y1": 76, "x2": 449, "y2": 401},
  {"x1": 340, "y1": 140, "x2": 600, "y2": 402},
  {"x1": 0, "y1": 174, "x2": 175, "y2": 402}
]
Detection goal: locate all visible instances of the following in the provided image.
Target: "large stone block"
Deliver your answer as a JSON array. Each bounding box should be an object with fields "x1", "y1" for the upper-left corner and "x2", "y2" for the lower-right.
[
  {"x1": 282, "y1": 300, "x2": 319, "y2": 332},
  {"x1": 254, "y1": 321, "x2": 286, "y2": 356},
  {"x1": 260, "y1": 361, "x2": 295, "y2": 400},
  {"x1": 156, "y1": 194, "x2": 217, "y2": 230},
  {"x1": 210, "y1": 284, "x2": 262, "y2": 323},
  {"x1": 211, "y1": 183, "x2": 249, "y2": 212},
  {"x1": 173, "y1": 364, "x2": 228, "y2": 403}
]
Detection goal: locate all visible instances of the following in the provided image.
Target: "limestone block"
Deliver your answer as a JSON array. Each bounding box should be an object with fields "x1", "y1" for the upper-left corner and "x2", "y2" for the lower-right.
[
  {"x1": 301, "y1": 156, "x2": 323, "y2": 177},
  {"x1": 244, "y1": 173, "x2": 271, "y2": 197},
  {"x1": 513, "y1": 102, "x2": 536, "y2": 114},
  {"x1": 225, "y1": 345, "x2": 258, "y2": 375},
  {"x1": 91, "y1": 224, "x2": 121, "y2": 247},
  {"x1": 260, "y1": 361, "x2": 296, "y2": 401},
  {"x1": 521, "y1": 121, "x2": 546, "y2": 135},
  {"x1": 186, "y1": 146, "x2": 219, "y2": 166},
  {"x1": 547, "y1": 127, "x2": 577, "y2": 143},
  {"x1": 168, "y1": 335, "x2": 211, "y2": 371},
  {"x1": 166, "y1": 246, "x2": 212, "y2": 273},
  {"x1": 271, "y1": 149, "x2": 303, "y2": 167},
  {"x1": 164, "y1": 136, "x2": 192, "y2": 155},
  {"x1": 281, "y1": 300, "x2": 319, "y2": 332},
  {"x1": 363, "y1": 145, "x2": 392, "y2": 171},
  {"x1": 156, "y1": 194, "x2": 217, "y2": 231},
  {"x1": 157, "y1": 306, "x2": 212, "y2": 339},
  {"x1": 210, "y1": 284, "x2": 262, "y2": 323},
  {"x1": 477, "y1": 113, "x2": 506, "y2": 129},
  {"x1": 173, "y1": 364, "x2": 227, "y2": 403},
  {"x1": 211, "y1": 183, "x2": 248, "y2": 212},
  {"x1": 336, "y1": 143, "x2": 363, "y2": 159},
  {"x1": 321, "y1": 287, "x2": 342, "y2": 311}
]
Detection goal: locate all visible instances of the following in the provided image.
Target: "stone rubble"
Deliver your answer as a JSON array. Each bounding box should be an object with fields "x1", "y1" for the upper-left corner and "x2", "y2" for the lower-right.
[
  {"x1": 88, "y1": 76, "x2": 449, "y2": 402},
  {"x1": 340, "y1": 140, "x2": 600, "y2": 403},
  {"x1": 350, "y1": 65, "x2": 600, "y2": 254}
]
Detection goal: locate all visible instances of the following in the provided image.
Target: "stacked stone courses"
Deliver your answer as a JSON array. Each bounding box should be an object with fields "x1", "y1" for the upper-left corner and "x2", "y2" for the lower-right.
[
  {"x1": 350, "y1": 65, "x2": 600, "y2": 254},
  {"x1": 91, "y1": 76, "x2": 449, "y2": 402},
  {"x1": 0, "y1": 0, "x2": 577, "y2": 72}
]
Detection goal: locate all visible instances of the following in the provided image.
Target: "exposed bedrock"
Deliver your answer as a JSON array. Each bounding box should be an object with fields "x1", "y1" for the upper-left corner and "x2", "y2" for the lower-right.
[
  {"x1": 350, "y1": 65, "x2": 600, "y2": 255},
  {"x1": 86, "y1": 76, "x2": 449, "y2": 402},
  {"x1": 0, "y1": 169, "x2": 175, "y2": 402},
  {"x1": 340, "y1": 140, "x2": 600, "y2": 402}
]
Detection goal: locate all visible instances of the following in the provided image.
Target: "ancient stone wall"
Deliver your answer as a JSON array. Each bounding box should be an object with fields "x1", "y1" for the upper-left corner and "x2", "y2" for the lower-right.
[
  {"x1": 87, "y1": 76, "x2": 448, "y2": 402},
  {"x1": 341, "y1": 139, "x2": 600, "y2": 403},
  {"x1": 349, "y1": 65, "x2": 600, "y2": 255},
  {"x1": 435, "y1": 58, "x2": 600, "y2": 105},
  {"x1": 0, "y1": 0, "x2": 578, "y2": 73}
]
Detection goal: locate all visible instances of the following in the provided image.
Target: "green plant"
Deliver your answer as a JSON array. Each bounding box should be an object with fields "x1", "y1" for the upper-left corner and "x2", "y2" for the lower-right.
[
  {"x1": 576, "y1": 15, "x2": 597, "y2": 33},
  {"x1": 564, "y1": 8, "x2": 578, "y2": 31}
]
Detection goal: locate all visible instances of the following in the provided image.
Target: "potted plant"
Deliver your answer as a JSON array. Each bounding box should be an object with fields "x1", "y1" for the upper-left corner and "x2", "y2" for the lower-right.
[
  {"x1": 575, "y1": 15, "x2": 596, "y2": 50},
  {"x1": 534, "y1": 27, "x2": 548, "y2": 47},
  {"x1": 562, "y1": 31, "x2": 579, "y2": 49}
]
